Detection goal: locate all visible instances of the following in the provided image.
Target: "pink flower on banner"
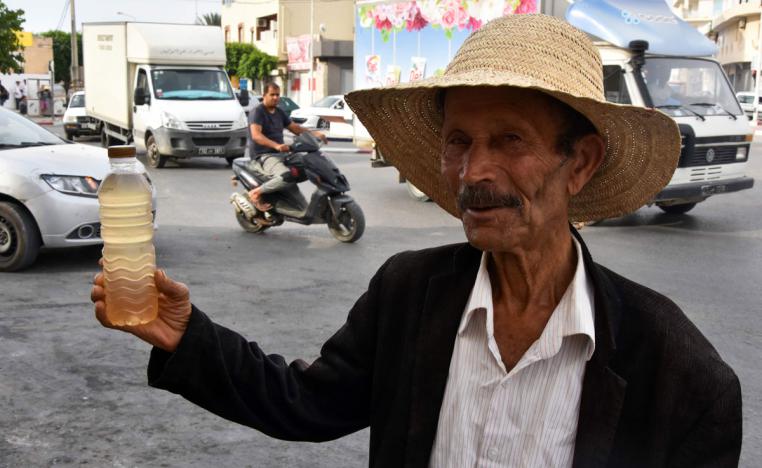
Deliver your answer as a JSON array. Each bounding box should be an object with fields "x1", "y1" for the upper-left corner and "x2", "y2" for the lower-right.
[
  {"x1": 405, "y1": 2, "x2": 429, "y2": 31},
  {"x1": 419, "y1": 0, "x2": 442, "y2": 26},
  {"x1": 440, "y1": 8, "x2": 457, "y2": 30},
  {"x1": 390, "y1": 2, "x2": 410, "y2": 28},
  {"x1": 466, "y1": 16, "x2": 482, "y2": 30},
  {"x1": 515, "y1": 0, "x2": 536, "y2": 14}
]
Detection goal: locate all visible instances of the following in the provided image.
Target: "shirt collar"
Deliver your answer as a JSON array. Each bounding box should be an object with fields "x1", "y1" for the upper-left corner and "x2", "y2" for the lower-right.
[{"x1": 457, "y1": 237, "x2": 596, "y2": 361}]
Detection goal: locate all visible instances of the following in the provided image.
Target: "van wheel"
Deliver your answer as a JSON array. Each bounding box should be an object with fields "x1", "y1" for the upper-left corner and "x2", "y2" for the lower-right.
[
  {"x1": 146, "y1": 135, "x2": 168, "y2": 168},
  {"x1": 65, "y1": 131, "x2": 75, "y2": 141},
  {"x1": 0, "y1": 202, "x2": 41, "y2": 272},
  {"x1": 657, "y1": 202, "x2": 697, "y2": 215}
]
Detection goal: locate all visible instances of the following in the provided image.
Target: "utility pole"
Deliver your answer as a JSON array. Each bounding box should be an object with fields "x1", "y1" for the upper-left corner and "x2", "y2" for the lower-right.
[
  {"x1": 70, "y1": 0, "x2": 80, "y2": 91},
  {"x1": 309, "y1": 0, "x2": 314, "y2": 105},
  {"x1": 754, "y1": 11, "x2": 762, "y2": 124}
]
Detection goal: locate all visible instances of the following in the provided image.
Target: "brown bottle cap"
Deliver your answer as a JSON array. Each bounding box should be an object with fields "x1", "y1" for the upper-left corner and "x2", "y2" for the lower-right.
[{"x1": 107, "y1": 145, "x2": 136, "y2": 158}]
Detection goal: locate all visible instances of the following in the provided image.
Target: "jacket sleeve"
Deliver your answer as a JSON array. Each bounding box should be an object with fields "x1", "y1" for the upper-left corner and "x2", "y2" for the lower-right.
[
  {"x1": 668, "y1": 375, "x2": 743, "y2": 468},
  {"x1": 147, "y1": 255, "x2": 398, "y2": 442}
]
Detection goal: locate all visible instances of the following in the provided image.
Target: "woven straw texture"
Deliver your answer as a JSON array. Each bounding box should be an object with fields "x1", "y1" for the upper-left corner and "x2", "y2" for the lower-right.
[{"x1": 345, "y1": 14, "x2": 681, "y2": 222}]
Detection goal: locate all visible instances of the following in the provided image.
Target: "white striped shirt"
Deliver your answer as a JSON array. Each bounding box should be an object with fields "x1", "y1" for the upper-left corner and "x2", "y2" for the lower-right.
[{"x1": 429, "y1": 239, "x2": 595, "y2": 468}]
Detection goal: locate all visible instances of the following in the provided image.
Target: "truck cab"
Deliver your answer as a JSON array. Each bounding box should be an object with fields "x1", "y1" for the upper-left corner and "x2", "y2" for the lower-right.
[
  {"x1": 599, "y1": 46, "x2": 753, "y2": 213},
  {"x1": 83, "y1": 22, "x2": 249, "y2": 168},
  {"x1": 131, "y1": 64, "x2": 248, "y2": 167},
  {"x1": 567, "y1": 0, "x2": 754, "y2": 215}
]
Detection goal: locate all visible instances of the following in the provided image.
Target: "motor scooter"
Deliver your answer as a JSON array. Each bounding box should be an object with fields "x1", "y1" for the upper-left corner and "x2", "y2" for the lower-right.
[{"x1": 229, "y1": 133, "x2": 365, "y2": 243}]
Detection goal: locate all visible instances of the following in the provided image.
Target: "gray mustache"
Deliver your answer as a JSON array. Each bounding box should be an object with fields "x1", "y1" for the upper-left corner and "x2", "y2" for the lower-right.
[{"x1": 457, "y1": 184, "x2": 523, "y2": 212}]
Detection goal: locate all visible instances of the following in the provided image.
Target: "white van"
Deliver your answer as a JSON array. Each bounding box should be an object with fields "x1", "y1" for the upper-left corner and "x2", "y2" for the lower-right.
[{"x1": 83, "y1": 22, "x2": 250, "y2": 168}]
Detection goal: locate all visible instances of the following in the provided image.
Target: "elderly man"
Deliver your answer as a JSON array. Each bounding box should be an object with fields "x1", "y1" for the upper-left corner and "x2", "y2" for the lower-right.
[{"x1": 91, "y1": 15, "x2": 741, "y2": 467}]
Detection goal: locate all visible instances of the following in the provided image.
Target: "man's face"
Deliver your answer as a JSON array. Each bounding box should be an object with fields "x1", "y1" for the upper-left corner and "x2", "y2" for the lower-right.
[
  {"x1": 441, "y1": 87, "x2": 599, "y2": 252},
  {"x1": 262, "y1": 87, "x2": 280, "y2": 109}
]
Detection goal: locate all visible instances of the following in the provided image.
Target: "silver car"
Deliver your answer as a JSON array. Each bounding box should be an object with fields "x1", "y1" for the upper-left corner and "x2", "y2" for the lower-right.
[{"x1": 0, "y1": 108, "x2": 155, "y2": 271}]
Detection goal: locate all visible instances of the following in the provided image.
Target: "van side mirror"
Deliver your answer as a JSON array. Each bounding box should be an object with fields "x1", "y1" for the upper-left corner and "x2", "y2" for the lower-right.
[
  {"x1": 134, "y1": 88, "x2": 149, "y2": 106},
  {"x1": 238, "y1": 90, "x2": 250, "y2": 107}
]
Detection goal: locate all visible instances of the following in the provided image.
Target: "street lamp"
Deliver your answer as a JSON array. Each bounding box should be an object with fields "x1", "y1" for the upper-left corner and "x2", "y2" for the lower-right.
[{"x1": 116, "y1": 11, "x2": 136, "y2": 21}]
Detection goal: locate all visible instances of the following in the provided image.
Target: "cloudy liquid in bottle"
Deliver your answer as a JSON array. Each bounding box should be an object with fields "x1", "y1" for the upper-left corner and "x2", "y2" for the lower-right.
[{"x1": 98, "y1": 146, "x2": 157, "y2": 326}]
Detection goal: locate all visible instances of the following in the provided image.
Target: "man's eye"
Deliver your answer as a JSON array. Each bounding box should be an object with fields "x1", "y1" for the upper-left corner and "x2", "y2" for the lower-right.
[
  {"x1": 503, "y1": 133, "x2": 520, "y2": 142},
  {"x1": 446, "y1": 135, "x2": 469, "y2": 146}
]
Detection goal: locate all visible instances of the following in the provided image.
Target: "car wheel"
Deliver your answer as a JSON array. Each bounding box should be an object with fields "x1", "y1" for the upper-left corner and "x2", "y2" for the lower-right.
[
  {"x1": 146, "y1": 135, "x2": 168, "y2": 168},
  {"x1": 0, "y1": 202, "x2": 41, "y2": 272},
  {"x1": 65, "y1": 131, "x2": 75, "y2": 141},
  {"x1": 657, "y1": 202, "x2": 697, "y2": 215}
]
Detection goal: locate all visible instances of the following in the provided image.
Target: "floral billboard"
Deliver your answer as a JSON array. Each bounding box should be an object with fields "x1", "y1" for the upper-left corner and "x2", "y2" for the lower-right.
[{"x1": 358, "y1": 0, "x2": 537, "y2": 41}]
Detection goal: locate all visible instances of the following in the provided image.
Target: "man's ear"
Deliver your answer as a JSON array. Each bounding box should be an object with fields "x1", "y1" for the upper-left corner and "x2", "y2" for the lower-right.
[{"x1": 567, "y1": 133, "x2": 605, "y2": 196}]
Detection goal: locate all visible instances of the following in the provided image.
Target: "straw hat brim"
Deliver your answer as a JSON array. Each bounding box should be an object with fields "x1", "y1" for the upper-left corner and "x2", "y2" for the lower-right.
[{"x1": 346, "y1": 69, "x2": 681, "y2": 222}]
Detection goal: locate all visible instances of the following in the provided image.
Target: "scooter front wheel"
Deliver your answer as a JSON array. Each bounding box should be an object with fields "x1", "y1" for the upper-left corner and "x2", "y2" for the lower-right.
[
  {"x1": 236, "y1": 212, "x2": 270, "y2": 233},
  {"x1": 328, "y1": 201, "x2": 365, "y2": 243}
]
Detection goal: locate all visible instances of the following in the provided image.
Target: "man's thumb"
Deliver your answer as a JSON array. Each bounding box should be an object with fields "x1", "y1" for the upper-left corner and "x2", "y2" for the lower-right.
[{"x1": 155, "y1": 270, "x2": 189, "y2": 299}]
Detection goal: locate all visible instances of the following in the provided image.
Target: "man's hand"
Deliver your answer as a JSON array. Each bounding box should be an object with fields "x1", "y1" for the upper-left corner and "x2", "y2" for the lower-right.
[
  {"x1": 275, "y1": 143, "x2": 290, "y2": 153},
  {"x1": 91, "y1": 267, "x2": 192, "y2": 353},
  {"x1": 312, "y1": 131, "x2": 328, "y2": 144}
]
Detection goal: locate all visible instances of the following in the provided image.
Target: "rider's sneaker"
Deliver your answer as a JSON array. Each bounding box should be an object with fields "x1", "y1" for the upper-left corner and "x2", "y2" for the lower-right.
[{"x1": 230, "y1": 193, "x2": 256, "y2": 220}]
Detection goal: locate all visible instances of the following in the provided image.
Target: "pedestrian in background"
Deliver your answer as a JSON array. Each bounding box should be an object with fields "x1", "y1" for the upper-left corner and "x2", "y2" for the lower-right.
[{"x1": 13, "y1": 80, "x2": 22, "y2": 110}]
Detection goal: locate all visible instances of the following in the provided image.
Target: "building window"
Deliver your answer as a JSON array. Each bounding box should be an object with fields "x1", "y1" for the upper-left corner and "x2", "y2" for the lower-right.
[
  {"x1": 256, "y1": 14, "x2": 277, "y2": 41},
  {"x1": 238, "y1": 23, "x2": 244, "y2": 43},
  {"x1": 224, "y1": 25, "x2": 230, "y2": 43}
]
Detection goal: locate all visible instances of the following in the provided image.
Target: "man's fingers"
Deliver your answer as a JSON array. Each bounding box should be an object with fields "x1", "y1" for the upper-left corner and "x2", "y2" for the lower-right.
[
  {"x1": 93, "y1": 272, "x2": 104, "y2": 287},
  {"x1": 98, "y1": 257, "x2": 104, "y2": 267},
  {"x1": 91, "y1": 284, "x2": 105, "y2": 303},
  {"x1": 154, "y1": 270, "x2": 189, "y2": 300}
]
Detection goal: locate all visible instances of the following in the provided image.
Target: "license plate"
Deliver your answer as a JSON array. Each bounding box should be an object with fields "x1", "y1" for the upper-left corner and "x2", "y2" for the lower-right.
[
  {"x1": 701, "y1": 184, "x2": 727, "y2": 195},
  {"x1": 83, "y1": 123, "x2": 97, "y2": 130},
  {"x1": 198, "y1": 146, "x2": 225, "y2": 155}
]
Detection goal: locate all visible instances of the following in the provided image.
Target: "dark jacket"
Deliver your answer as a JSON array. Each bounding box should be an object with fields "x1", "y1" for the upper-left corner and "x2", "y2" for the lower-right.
[{"x1": 148, "y1": 231, "x2": 742, "y2": 467}]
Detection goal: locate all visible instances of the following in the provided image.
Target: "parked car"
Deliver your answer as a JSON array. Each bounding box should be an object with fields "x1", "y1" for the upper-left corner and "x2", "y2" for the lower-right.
[
  {"x1": 290, "y1": 95, "x2": 351, "y2": 129},
  {"x1": 0, "y1": 108, "x2": 155, "y2": 271},
  {"x1": 736, "y1": 92, "x2": 762, "y2": 121},
  {"x1": 253, "y1": 94, "x2": 300, "y2": 117},
  {"x1": 62, "y1": 91, "x2": 101, "y2": 140}
]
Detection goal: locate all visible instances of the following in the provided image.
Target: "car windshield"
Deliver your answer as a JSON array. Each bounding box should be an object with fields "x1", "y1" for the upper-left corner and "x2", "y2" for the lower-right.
[
  {"x1": 0, "y1": 109, "x2": 64, "y2": 149},
  {"x1": 279, "y1": 97, "x2": 299, "y2": 111},
  {"x1": 313, "y1": 96, "x2": 341, "y2": 108},
  {"x1": 69, "y1": 94, "x2": 85, "y2": 108},
  {"x1": 151, "y1": 69, "x2": 234, "y2": 100},
  {"x1": 640, "y1": 57, "x2": 742, "y2": 117},
  {"x1": 737, "y1": 94, "x2": 760, "y2": 104}
]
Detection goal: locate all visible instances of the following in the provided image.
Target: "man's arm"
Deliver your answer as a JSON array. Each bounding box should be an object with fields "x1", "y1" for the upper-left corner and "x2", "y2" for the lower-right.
[
  {"x1": 667, "y1": 375, "x2": 742, "y2": 467},
  {"x1": 144, "y1": 255, "x2": 397, "y2": 441},
  {"x1": 287, "y1": 122, "x2": 327, "y2": 144},
  {"x1": 250, "y1": 122, "x2": 289, "y2": 152}
]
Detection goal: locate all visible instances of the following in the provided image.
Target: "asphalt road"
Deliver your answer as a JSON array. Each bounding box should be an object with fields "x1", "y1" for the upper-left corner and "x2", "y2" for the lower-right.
[{"x1": 1, "y1": 127, "x2": 761, "y2": 466}]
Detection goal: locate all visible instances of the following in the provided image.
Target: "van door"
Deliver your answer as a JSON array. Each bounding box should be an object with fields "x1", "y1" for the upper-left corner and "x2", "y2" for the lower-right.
[{"x1": 132, "y1": 67, "x2": 151, "y2": 148}]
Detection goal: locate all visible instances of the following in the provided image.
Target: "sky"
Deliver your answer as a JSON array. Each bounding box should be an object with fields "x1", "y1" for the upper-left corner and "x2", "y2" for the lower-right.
[{"x1": 7, "y1": 0, "x2": 222, "y2": 33}]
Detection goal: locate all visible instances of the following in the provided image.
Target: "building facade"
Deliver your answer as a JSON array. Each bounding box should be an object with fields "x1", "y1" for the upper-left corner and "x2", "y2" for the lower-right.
[
  {"x1": 20, "y1": 35, "x2": 54, "y2": 75},
  {"x1": 705, "y1": 0, "x2": 762, "y2": 92},
  {"x1": 221, "y1": 0, "x2": 354, "y2": 106}
]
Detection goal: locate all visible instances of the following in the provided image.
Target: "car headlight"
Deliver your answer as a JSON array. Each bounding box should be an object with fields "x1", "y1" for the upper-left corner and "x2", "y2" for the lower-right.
[
  {"x1": 161, "y1": 111, "x2": 187, "y2": 130},
  {"x1": 232, "y1": 111, "x2": 248, "y2": 130},
  {"x1": 63, "y1": 114, "x2": 76, "y2": 123},
  {"x1": 41, "y1": 174, "x2": 100, "y2": 198},
  {"x1": 736, "y1": 146, "x2": 748, "y2": 161}
]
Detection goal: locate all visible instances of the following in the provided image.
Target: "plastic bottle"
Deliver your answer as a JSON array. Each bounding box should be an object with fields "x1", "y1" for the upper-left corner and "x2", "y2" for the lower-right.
[{"x1": 98, "y1": 145, "x2": 158, "y2": 325}]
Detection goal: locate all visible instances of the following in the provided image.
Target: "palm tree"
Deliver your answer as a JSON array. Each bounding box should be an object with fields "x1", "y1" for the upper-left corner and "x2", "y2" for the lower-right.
[{"x1": 196, "y1": 12, "x2": 221, "y2": 26}]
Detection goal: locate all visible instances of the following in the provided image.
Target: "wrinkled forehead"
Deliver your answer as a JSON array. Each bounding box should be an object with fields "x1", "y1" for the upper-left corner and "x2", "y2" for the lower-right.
[{"x1": 439, "y1": 86, "x2": 566, "y2": 131}]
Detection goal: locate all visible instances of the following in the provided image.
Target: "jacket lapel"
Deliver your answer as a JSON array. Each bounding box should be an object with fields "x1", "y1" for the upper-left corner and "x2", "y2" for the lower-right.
[
  {"x1": 572, "y1": 229, "x2": 627, "y2": 468},
  {"x1": 404, "y1": 244, "x2": 481, "y2": 468}
]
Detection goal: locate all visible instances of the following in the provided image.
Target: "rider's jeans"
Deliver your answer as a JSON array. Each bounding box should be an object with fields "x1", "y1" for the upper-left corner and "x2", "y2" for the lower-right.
[{"x1": 251, "y1": 153, "x2": 293, "y2": 194}]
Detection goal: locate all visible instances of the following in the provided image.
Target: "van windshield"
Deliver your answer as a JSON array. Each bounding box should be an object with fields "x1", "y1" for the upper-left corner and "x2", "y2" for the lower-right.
[
  {"x1": 640, "y1": 57, "x2": 742, "y2": 117},
  {"x1": 151, "y1": 69, "x2": 234, "y2": 100}
]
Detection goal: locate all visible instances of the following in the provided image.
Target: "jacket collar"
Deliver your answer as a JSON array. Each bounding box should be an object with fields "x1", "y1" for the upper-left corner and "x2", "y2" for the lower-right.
[{"x1": 404, "y1": 228, "x2": 627, "y2": 467}]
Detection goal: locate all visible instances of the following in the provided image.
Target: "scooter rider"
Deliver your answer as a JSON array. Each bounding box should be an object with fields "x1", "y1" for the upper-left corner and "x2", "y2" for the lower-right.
[{"x1": 247, "y1": 82, "x2": 327, "y2": 211}]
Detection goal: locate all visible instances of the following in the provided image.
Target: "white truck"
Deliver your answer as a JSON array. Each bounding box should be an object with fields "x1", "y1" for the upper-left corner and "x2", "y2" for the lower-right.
[
  {"x1": 82, "y1": 22, "x2": 250, "y2": 168},
  {"x1": 353, "y1": 0, "x2": 754, "y2": 215}
]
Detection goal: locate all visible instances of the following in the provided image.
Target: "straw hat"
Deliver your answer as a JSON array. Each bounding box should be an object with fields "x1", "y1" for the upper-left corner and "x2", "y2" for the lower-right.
[{"x1": 345, "y1": 14, "x2": 681, "y2": 222}]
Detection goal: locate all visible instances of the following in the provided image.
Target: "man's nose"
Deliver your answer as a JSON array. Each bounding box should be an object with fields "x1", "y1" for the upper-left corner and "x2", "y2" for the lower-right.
[{"x1": 460, "y1": 139, "x2": 498, "y2": 185}]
